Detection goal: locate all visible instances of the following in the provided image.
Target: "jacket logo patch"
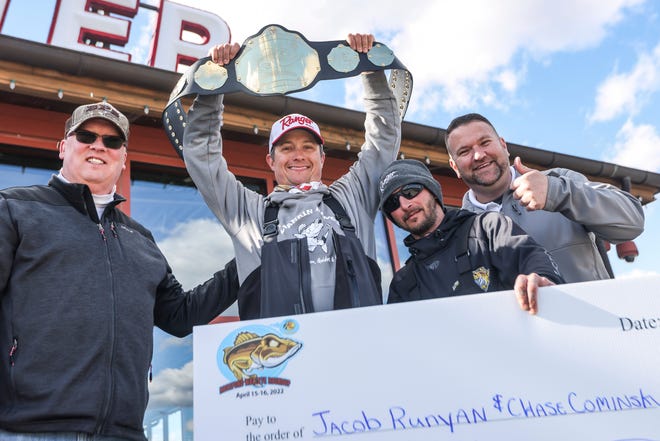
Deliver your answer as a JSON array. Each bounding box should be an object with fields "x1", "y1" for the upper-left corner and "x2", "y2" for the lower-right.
[
  {"x1": 119, "y1": 224, "x2": 134, "y2": 233},
  {"x1": 472, "y1": 266, "x2": 490, "y2": 291}
]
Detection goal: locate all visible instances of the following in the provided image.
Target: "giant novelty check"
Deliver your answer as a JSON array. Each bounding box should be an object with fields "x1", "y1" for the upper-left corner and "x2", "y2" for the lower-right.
[{"x1": 193, "y1": 276, "x2": 660, "y2": 440}]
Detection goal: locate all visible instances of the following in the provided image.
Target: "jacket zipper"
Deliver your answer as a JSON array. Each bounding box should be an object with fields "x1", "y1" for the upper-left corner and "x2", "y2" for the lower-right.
[
  {"x1": 94, "y1": 218, "x2": 117, "y2": 435},
  {"x1": 98, "y1": 223, "x2": 107, "y2": 241},
  {"x1": 346, "y1": 259, "x2": 360, "y2": 307},
  {"x1": 510, "y1": 200, "x2": 522, "y2": 216},
  {"x1": 8, "y1": 337, "x2": 17, "y2": 366},
  {"x1": 293, "y1": 241, "x2": 307, "y2": 314}
]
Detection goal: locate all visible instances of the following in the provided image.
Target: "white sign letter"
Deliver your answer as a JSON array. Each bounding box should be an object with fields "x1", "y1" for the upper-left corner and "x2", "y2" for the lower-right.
[
  {"x1": 150, "y1": 1, "x2": 230, "y2": 71},
  {"x1": 48, "y1": 0, "x2": 139, "y2": 61}
]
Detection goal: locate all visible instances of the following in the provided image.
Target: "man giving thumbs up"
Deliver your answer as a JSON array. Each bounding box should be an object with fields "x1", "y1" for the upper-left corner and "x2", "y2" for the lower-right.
[{"x1": 444, "y1": 113, "x2": 644, "y2": 283}]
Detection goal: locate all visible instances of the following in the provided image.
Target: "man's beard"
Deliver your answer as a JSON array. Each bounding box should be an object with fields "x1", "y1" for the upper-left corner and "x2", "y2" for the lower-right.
[
  {"x1": 398, "y1": 199, "x2": 440, "y2": 237},
  {"x1": 463, "y1": 158, "x2": 508, "y2": 187}
]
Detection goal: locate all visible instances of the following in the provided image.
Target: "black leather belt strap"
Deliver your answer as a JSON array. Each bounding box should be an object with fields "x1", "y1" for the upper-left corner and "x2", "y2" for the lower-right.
[{"x1": 162, "y1": 24, "x2": 413, "y2": 158}]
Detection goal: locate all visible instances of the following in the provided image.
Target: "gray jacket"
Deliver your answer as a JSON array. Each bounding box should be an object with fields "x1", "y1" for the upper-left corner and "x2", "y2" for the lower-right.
[
  {"x1": 461, "y1": 167, "x2": 644, "y2": 282},
  {"x1": 183, "y1": 71, "x2": 401, "y2": 310}
]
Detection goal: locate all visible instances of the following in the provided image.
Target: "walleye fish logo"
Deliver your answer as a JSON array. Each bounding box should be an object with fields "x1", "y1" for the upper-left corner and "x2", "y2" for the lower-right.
[
  {"x1": 222, "y1": 331, "x2": 302, "y2": 381},
  {"x1": 472, "y1": 266, "x2": 490, "y2": 291}
]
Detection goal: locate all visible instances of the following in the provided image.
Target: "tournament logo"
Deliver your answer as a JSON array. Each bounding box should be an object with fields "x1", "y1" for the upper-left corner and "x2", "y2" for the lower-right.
[
  {"x1": 472, "y1": 266, "x2": 491, "y2": 291},
  {"x1": 217, "y1": 319, "x2": 302, "y2": 395},
  {"x1": 295, "y1": 218, "x2": 329, "y2": 253}
]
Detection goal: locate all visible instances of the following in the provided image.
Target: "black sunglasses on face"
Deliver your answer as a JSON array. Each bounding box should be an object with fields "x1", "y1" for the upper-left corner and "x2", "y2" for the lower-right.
[
  {"x1": 70, "y1": 130, "x2": 125, "y2": 149},
  {"x1": 383, "y1": 183, "x2": 424, "y2": 214}
]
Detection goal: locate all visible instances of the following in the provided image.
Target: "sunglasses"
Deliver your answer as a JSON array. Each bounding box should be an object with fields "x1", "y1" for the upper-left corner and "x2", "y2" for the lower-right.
[
  {"x1": 383, "y1": 183, "x2": 424, "y2": 214},
  {"x1": 70, "y1": 130, "x2": 125, "y2": 149}
]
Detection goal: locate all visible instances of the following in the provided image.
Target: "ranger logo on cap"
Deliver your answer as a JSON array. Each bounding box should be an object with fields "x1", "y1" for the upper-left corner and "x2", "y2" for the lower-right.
[{"x1": 268, "y1": 113, "x2": 324, "y2": 152}]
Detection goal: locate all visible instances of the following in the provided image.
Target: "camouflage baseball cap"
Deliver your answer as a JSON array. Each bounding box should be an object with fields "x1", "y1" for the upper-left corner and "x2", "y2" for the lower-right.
[{"x1": 65, "y1": 102, "x2": 129, "y2": 141}]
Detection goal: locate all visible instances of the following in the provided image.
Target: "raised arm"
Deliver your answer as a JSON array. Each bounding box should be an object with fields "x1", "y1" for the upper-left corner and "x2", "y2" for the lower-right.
[{"x1": 182, "y1": 43, "x2": 264, "y2": 236}]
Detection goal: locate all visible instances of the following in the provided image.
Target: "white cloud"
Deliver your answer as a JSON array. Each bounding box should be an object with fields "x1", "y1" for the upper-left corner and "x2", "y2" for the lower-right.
[
  {"x1": 177, "y1": 0, "x2": 408, "y2": 44},
  {"x1": 399, "y1": 0, "x2": 646, "y2": 115},
  {"x1": 589, "y1": 42, "x2": 660, "y2": 122},
  {"x1": 148, "y1": 361, "x2": 194, "y2": 408},
  {"x1": 157, "y1": 218, "x2": 235, "y2": 289},
  {"x1": 342, "y1": 76, "x2": 364, "y2": 111},
  {"x1": 130, "y1": 11, "x2": 159, "y2": 64},
  {"x1": 612, "y1": 268, "x2": 660, "y2": 279},
  {"x1": 378, "y1": 255, "x2": 393, "y2": 303},
  {"x1": 158, "y1": 334, "x2": 192, "y2": 352},
  {"x1": 157, "y1": 218, "x2": 239, "y2": 316},
  {"x1": 496, "y1": 68, "x2": 524, "y2": 94},
  {"x1": 605, "y1": 118, "x2": 660, "y2": 172}
]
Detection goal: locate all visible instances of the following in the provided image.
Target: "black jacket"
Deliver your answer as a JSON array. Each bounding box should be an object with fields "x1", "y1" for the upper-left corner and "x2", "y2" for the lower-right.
[
  {"x1": 0, "y1": 177, "x2": 238, "y2": 441},
  {"x1": 388, "y1": 210, "x2": 564, "y2": 303}
]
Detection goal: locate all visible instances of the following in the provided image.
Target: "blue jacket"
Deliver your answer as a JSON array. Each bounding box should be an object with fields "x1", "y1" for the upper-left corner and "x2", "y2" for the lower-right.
[{"x1": 0, "y1": 177, "x2": 238, "y2": 441}]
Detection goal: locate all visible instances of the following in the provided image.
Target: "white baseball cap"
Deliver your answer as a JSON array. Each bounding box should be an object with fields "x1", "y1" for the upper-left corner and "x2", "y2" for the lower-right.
[{"x1": 268, "y1": 113, "x2": 324, "y2": 152}]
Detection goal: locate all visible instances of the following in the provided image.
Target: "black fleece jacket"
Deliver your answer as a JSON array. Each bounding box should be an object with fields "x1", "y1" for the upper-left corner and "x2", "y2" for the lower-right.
[{"x1": 0, "y1": 176, "x2": 238, "y2": 440}]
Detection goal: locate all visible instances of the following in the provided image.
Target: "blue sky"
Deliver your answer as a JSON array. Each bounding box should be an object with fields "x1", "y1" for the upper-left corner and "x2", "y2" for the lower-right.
[{"x1": 2, "y1": 0, "x2": 658, "y2": 280}]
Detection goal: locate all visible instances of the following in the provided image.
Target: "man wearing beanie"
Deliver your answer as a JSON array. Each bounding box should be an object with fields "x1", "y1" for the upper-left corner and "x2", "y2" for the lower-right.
[
  {"x1": 183, "y1": 33, "x2": 400, "y2": 319},
  {"x1": 378, "y1": 159, "x2": 564, "y2": 314}
]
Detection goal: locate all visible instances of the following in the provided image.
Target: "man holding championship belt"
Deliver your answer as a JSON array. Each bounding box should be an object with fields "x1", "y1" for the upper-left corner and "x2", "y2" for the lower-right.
[{"x1": 182, "y1": 33, "x2": 402, "y2": 319}]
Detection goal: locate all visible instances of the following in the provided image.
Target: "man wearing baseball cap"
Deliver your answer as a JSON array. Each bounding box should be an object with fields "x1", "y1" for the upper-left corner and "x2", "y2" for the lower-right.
[
  {"x1": 0, "y1": 102, "x2": 239, "y2": 441},
  {"x1": 378, "y1": 159, "x2": 564, "y2": 314},
  {"x1": 183, "y1": 33, "x2": 401, "y2": 319}
]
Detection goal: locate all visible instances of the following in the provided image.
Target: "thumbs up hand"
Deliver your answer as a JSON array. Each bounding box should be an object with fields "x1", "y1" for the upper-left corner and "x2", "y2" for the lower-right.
[{"x1": 510, "y1": 157, "x2": 548, "y2": 211}]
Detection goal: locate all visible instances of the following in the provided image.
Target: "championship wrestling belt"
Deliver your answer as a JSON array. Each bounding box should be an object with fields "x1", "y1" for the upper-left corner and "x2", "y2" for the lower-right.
[{"x1": 162, "y1": 24, "x2": 413, "y2": 158}]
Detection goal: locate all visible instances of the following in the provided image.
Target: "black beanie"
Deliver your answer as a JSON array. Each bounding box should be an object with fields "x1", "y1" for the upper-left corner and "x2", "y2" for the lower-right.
[{"x1": 378, "y1": 159, "x2": 445, "y2": 215}]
